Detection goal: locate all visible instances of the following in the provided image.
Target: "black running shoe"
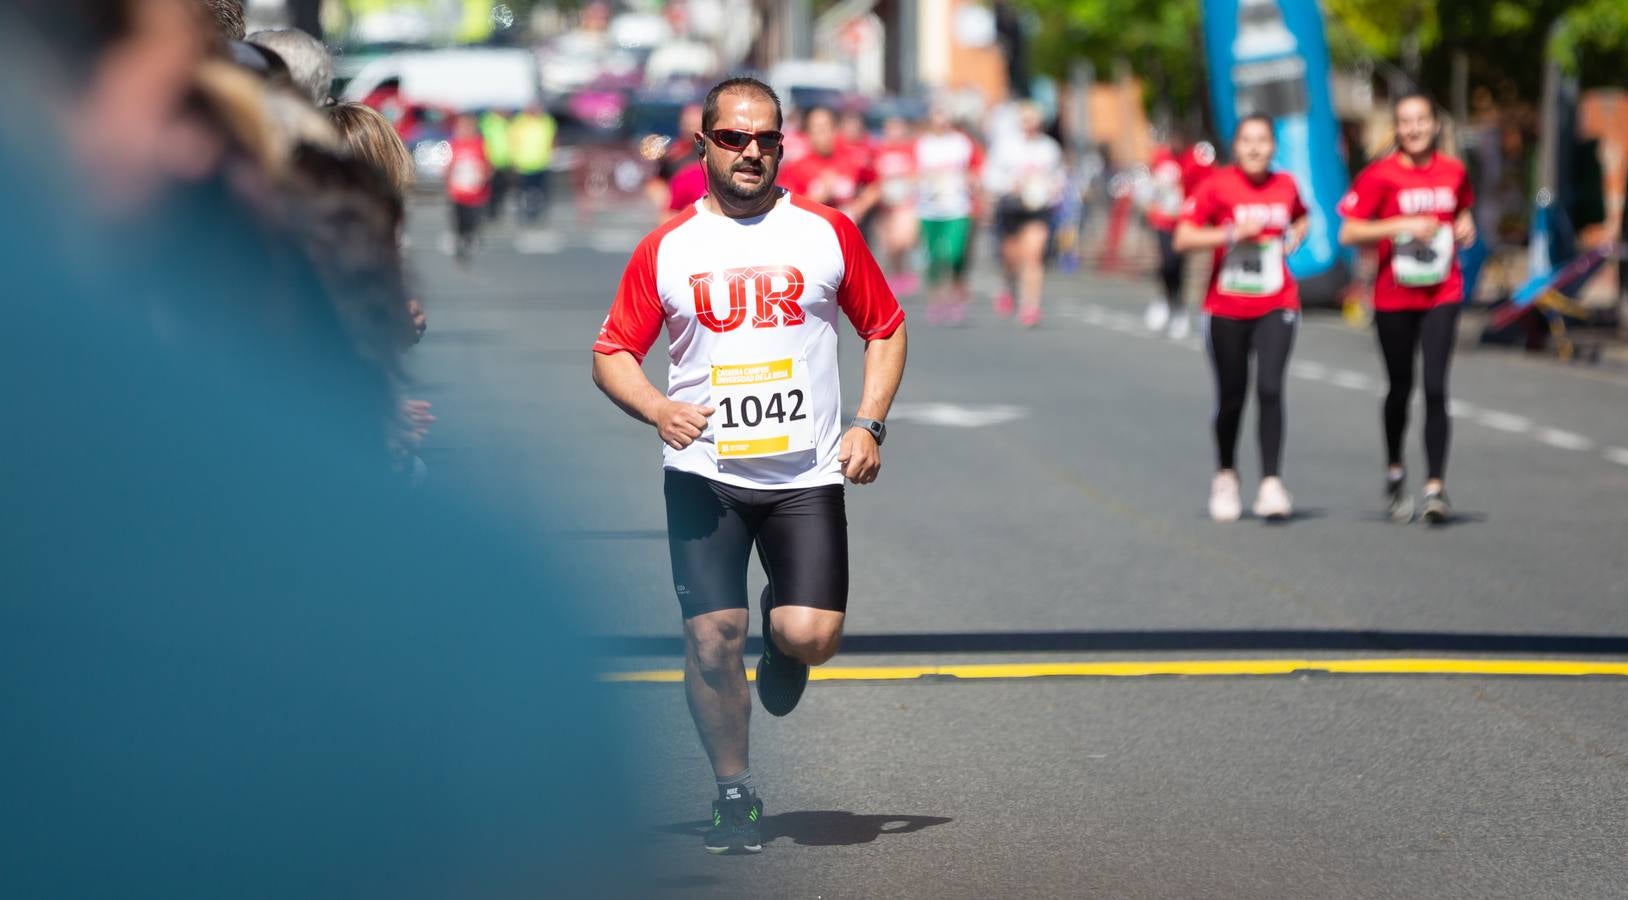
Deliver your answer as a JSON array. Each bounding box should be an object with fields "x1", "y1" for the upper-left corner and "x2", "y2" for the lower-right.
[
  {"x1": 703, "y1": 793, "x2": 764, "y2": 854},
  {"x1": 1421, "y1": 488, "x2": 1452, "y2": 525},
  {"x1": 1386, "y1": 472, "x2": 1414, "y2": 523},
  {"x1": 756, "y1": 585, "x2": 808, "y2": 717}
]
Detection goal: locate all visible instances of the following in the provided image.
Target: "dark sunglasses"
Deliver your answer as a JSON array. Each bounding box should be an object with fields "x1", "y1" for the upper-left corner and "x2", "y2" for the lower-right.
[{"x1": 704, "y1": 129, "x2": 784, "y2": 152}]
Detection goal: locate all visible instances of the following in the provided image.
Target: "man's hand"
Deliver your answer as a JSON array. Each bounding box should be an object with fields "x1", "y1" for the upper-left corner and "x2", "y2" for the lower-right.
[
  {"x1": 837, "y1": 427, "x2": 881, "y2": 484},
  {"x1": 655, "y1": 400, "x2": 713, "y2": 450},
  {"x1": 406, "y1": 298, "x2": 427, "y2": 343}
]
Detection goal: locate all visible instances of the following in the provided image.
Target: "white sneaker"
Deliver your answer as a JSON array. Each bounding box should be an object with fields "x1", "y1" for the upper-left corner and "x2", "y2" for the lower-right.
[
  {"x1": 1167, "y1": 310, "x2": 1191, "y2": 340},
  {"x1": 1252, "y1": 477, "x2": 1293, "y2": 520},
  {"x1": 1209, "y1": 471, "x2": 1242, "y2": 522},
  {"x1": 1144, "y1": 299, "x2": 1171, "y2": 332}
]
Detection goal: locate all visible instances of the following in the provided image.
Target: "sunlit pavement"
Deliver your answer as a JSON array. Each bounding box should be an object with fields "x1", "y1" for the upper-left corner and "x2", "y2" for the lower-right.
[{"x1": 408, "y1": 196, "x2": 1628, "y2": 899}]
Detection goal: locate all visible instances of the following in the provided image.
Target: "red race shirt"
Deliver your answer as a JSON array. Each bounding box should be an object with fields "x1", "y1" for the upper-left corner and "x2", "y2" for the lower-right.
[
  {"x1": 1147, "y1": 144, "x2": 1217, "y2": 231},
  {"x1": 666, "y1": 162, "x2": 707, "y2": 211},
  {"x1": 1181, "y1": 166, "x2": 1307, "y2": 319},
  {"x1": 445, "y1": 137, "x2": 491, "y2": 206},
  {"x1": 872, "y1": 140, "x2": 917, "y2": 208},
  {"x1": 778, "y1": 151, "x2": 875, "y2": 211},
  {"x1": 1337, "y1": 151, "x2": 1474, "y2": 311}
]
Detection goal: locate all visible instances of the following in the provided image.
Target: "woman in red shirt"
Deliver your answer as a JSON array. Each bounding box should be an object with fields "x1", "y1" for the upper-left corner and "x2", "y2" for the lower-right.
[
  {"x1": 1176, "y1": 114, "x2": 1309, "y2": 522},
  {"x1": 1338, "y1": 93, "x2": 1477, "y2": 524}
]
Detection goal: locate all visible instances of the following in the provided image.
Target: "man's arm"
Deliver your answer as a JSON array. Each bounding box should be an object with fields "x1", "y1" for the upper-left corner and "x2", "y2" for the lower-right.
[
  {"x1": 592, "y1": 351, "x2": 713, "y2": 450},
  {"x1": 838, "y1": 323, "x2": 907, "y2": 484}
]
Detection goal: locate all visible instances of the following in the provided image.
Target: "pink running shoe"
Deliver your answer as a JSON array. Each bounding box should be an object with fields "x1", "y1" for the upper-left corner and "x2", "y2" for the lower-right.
[
  {"x1": 993, "y1": 292, "x2": 1015, "y2": 317},
  {"x1": 1018, "y1": 308, "x2": 1041, "y2": 328}
]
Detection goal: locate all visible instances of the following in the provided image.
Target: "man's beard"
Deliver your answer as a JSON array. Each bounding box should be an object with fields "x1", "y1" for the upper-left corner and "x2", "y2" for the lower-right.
[{"x1": 708, "y1": 156, "x2": 777, "y2": 204}]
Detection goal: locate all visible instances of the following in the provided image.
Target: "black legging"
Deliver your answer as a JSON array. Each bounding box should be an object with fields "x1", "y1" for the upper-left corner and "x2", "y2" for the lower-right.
[
  {"x1": 1376, "y1": 304, "x2": 1460, "y2": 481},
  {"x1": 1207, "y1": 311, "x2": 1297, "y2": 477},
  {"x1": 1155, "y1": 229, "x2": 1183, "y2": 308}
]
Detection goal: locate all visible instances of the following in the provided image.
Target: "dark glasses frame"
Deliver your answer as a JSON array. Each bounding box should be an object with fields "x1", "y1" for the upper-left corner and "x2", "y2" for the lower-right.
[{"x1": 703, "y1": 129, "x2": 785, "y2": 152}]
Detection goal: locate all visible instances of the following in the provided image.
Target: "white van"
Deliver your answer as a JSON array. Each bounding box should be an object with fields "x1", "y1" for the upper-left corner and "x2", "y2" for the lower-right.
[{"x1": 341, "y1": 47, "x2": 542, "y2": 111}]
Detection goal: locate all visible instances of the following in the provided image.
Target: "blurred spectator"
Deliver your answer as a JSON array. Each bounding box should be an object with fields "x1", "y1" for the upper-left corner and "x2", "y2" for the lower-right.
[
  {"x1": 447, "y1": 113, "x2": 493, "y2": 264},
  {"x1": 510, "y1": 102, "x2": 557, "y2": 225},
  {"x1": 328, "y1": 100, "x2": 416, "y2": 197},
  {"x1": 779, "y1": 105, "x2": 880, "y2": 223},
  {"x1": 479, "y1": 107, "x2": 514, "y2": 220},
  {"x1": 197, "y1": 0, "x2": 244, "y2": 42},
  {"x1": 247, "y1": 27, "x2": 333, "y2": 106},
  {"x1": 2, "y1": 4, "x2": 637, "y2": 897},
  {"x1": 647, "y1": 102, "x2": 703, "y2": 214}
]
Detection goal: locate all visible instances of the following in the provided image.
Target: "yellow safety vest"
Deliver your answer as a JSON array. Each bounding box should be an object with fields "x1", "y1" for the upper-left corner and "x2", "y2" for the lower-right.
[{"x1": 510, "y1": 113, "x2": 556, "y2": 174}]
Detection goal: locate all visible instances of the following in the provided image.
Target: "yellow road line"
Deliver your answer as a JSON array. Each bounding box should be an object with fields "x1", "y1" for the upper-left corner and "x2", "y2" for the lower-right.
[{"x1": 602, "y1": 658, "x2": 1628, "y2": 683}]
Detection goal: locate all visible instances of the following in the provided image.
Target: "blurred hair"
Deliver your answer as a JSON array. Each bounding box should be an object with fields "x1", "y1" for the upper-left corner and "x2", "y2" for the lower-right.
[
  {"x1": 226, "y1": 39, "x2": 293, "y2": 89},
  {"x1": 802, "y1": 105, "x2": 835, "y2": 129},
  {"x1": 327, "y1": 102, "x2": 414, "y2": 195},
  {"x1": 248, "y1": 28, "x2": 332, "y2": 105},
  {"x1": 191, "y1": 59, "x2": 291, "y2": 178},
  {"x1": 1233, "y1": 113, "x2": 1275, "y2": 142},
  {"x1": 285, "y1": 145, "x2": 413, "y2": 367},
  {"x1": 702, "y1": 76, "x2": 781, "y2": 132},
  {"x1": 197, "y1": 0, "x2": 244, "y2": 41},
  {"x1": 1392, "y1": 90, "x2": 1439, "y2": 121}
]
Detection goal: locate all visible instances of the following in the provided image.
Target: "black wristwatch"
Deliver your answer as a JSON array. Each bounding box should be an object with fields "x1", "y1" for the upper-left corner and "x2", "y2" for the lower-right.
[{"x1": 851, "y1": 417, "x2": 887, "y2": 446}]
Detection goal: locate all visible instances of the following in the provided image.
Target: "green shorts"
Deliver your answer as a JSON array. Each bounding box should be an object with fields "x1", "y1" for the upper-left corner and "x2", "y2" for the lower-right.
[{"x1": 920, "y1": 217, "x2": 972, "y2": 283}]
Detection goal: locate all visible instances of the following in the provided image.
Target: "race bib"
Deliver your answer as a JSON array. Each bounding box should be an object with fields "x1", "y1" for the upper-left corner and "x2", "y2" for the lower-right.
[
  {"x1": 710, "y1": 357, "x2": 815, "y2": 460},
  {"x1": 1392, "y1": 225, "x2": 1454, "y2": 287},
  {"x1": 1218, "y1": 238, "x2": 1285, "y2": 297},
  {"x1": 450, "y1": 159, "x2": 484, "y2": 192},
  {"x1": 927, "y1": 173, "x2": 963, "y2": 204},
  {"x1": 1020, "y1": 176, "x2": 1052, "y2": 211},
  {"x1": 882, "y1": 177, "x2": 914, "y2": 206}
]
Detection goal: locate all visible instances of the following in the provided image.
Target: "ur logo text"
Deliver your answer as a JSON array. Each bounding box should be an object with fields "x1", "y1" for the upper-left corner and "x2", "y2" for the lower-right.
[{"x1": 689, "y1": 266, "x2": 807, "y2": 332}]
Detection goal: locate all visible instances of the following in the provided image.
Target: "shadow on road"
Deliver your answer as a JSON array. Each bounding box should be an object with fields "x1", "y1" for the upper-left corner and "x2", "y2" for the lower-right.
[
  {"x1": 603, "y1": 629, "x2": 1628, "y2": 657},
  {"x1": 656, "y1": 812, "x2": 952, "y2": 847}
]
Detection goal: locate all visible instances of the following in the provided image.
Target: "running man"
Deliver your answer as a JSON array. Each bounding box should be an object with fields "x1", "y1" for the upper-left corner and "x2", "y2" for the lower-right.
[
  {"x1": 1338, "y1": 92, "x2": 1476, "y2": 524},
  {"x1": 778, "y1": 105, "x2": 881, "y2": 224},
  {"x1": 1144, "y1": 128, "x2": 1216, "y2": 339},
  {"x1": 1175, "y1": 115, "x2": 1309, "y2": 522},
  {"x1": 914, "y1": 103, "x2": 982, "y2": 325},
  {"x1": 872, "y1": 114, "x2": 921, "y2": 298},
  {"x1": 445, "y1": 114, "x2": 491, "y2": 267},
  {"x1": 591, "y1": 77, "x2": 907, "y2": 855},
  {"x1": 984, "y1": 102, "x2": 1063, "y2": 328}
]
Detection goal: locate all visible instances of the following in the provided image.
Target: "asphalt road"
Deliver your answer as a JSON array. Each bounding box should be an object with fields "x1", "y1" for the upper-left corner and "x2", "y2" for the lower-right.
[{"x1": 406, "y1": 195, "x2": 1628, "y2": 899}]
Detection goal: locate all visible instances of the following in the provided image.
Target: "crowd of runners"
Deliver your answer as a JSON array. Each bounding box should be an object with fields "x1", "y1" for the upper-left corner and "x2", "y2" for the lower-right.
[{"x1": 596, "y1": 76, "x2": 1482, "y2": 854}]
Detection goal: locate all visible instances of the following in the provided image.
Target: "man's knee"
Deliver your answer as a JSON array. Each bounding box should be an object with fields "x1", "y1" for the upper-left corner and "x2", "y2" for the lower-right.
[
  {"x1": 769, "y1": 609, "x2": 844, "y2": 665},
  {"x1": 686, "y1": 612, "x2": 748, "y2": 673}
]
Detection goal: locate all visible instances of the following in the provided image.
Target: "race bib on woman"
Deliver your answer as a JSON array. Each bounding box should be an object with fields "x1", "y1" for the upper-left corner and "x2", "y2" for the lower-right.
[
  {"x1": 1392, "y1": 225, "x2": 1454, "y2": 287},
  {"x1": 1218, "y1": 238, "x2": 1285, "y2": 297},
  {"x1": 709, "y1": 356, "x2": 815, "y2": 460}
]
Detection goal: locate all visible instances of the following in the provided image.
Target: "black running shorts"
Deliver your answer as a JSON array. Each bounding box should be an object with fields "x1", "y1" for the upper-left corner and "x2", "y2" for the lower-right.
[{"x1": 663, "y1": 470, "x2": 849, "y2": 619}]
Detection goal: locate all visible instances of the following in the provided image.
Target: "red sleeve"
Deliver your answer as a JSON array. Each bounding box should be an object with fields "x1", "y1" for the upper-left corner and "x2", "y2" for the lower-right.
[
  {"x1": 967, "y1": 135, "x2": 984, "y2": 173},
  {"x1": 790, "y1": 195, "x2": 903, "y2": 339},
  {"x1": 593, "y1": 231, "x2": 670, "y2": 363},
  {"x1": 1290, "y1": 179, "x2": 1309, "y2": 221},
  {"x1": 1337, "y1": 165, "x2": 1385, "y2": 220}
]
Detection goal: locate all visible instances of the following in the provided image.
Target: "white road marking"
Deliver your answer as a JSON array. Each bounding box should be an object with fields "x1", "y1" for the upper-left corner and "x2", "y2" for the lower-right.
[
  {"x1": 589, "y1": 232, "x2": 639, "y2": 253},
  {"x1": 1329, "y1": 370, "x2": 1374, "y2": 391},
  {"x1": 1535, "y1": 428, "x2": 1595, "y2": 452},
  {"x1": 1447, "y1": 399, "x2": 1482, "y2": 418},
  {"x1": 514, "y1": 230, "x2": 565, "y2": 254},
  {"x1": 887, "y1": 402, "x2": 1029, "y2": 428},
  {"x1": 1604, "y1": 446, "x2": 1628, "y2": 467},
  {"x1": 1289, "y1": 361, "x2": 1328, "y2": 381},
  {"x1": 1477, "y1": 411, "x2": 1533, "y2": 433}
]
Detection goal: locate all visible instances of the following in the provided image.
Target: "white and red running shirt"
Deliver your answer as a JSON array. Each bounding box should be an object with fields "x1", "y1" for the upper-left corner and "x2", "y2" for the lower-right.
[
  {"x1": 1337, "y1": 151, "x2": 1475, "y2": 311},
  {"x1": 594, "y1": 191, "x2": 904, "y2": 490},
  {"x1": 1180, "y1": 166, "x2": 1307, "y2": 319},
  {"x1": 914, "y1": 129, "x2": 982, "y2": 221}
]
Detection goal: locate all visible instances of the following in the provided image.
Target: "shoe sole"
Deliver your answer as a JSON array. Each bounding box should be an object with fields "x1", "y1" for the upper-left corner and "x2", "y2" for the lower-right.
[
  {"x1": 704, "y1": 842, "x2": 764, "y2": 854},
  {"x1": 1388, "y1": 497, "x2": 1415, "y2": 523},
  {"x1": 1421, "y1": 506, "x2": 1449, "y2": 525}
]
